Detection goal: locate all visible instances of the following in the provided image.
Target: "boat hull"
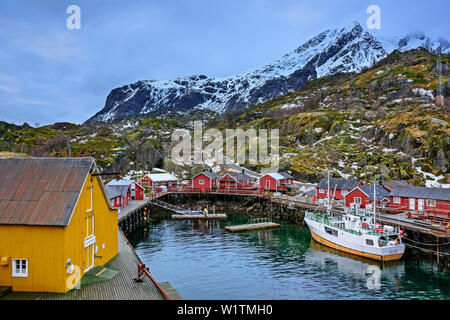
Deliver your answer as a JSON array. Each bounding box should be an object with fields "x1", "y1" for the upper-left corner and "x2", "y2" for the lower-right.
[
  {"x1": 305, "y1": 216, "x2": 404, "y2": 262},
  {"x1": 309, "y1": 229, "x2": 403, "y2": 262}
]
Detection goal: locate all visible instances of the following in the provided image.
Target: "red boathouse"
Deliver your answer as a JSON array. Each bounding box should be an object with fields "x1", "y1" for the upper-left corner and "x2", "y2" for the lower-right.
[
  {"x1": 259, "y1": 172, "x2": 294, "y2": 192},
  {"x1": 192, "y1": 170, "x2": 219, "y2": 191}
]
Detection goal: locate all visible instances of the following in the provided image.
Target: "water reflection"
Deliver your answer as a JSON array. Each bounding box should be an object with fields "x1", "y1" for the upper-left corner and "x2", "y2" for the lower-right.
[
  {"x1": 307, "y1": 240, "x2": 405, "y2": 292},
  {"x1": 131, "y1": 213, "x2": 450, "y2": 300}
]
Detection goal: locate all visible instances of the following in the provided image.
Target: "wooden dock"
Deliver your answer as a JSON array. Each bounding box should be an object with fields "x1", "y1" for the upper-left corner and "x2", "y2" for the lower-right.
[
  {"x1": 0, "y1": 232, "x2": 166, "y2": 300},
  {"x1": 225, "y1": 222, "x2": 280, "y2": 232},
  {"x1": 158, "y1": 282, "x2": 183, "y2": 300},
  {"x1": 172, "y1": 214, "x2": 228, "y2": 220}
]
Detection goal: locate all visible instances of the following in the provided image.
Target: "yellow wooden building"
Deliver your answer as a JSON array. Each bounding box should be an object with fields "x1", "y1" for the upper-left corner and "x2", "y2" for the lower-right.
[{"x1": 0, "y1": 157, "x2": 118, "y2": 293}]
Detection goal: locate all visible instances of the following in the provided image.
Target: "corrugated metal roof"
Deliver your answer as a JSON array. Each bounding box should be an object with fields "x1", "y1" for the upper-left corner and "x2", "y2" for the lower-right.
[
  {"x1": 0, "y1": 157, "x2": 94, "y2": 226},
  {"x1": 193, "y1": 171, "x2": 219, "y2": 179},
  {"x1": 388, "y1": 186, "x2": 450, "y2": 201},
  {"x1": 264, "y1": 172, "x2": 293, "y2": 180},
  {"x1": 105, "y1": 185, "x2": 129, "y2": 199},
  {"x1": 358, "y1": 185, "x2": 390, "y2": 201},
  {"x1": 317, "y1": 178, "x2": 361, "y2": 190},
  {"x1": 382, "y1": 180, "x2": 411, "y2": 190},
  {"x1": 224, "y1": 172, "x2": 253, "y2": 181},
  {"x1": 106, "y1": 179, "x2": 134, "y2": 186},
  {"x1": 266, "y1": 173, "x2": 285, "y2": 180},
  {"x1": 279, "y1": 172, "x2": 294, "y2": 179},
  {"x1": 146, "y1": 173, "x2": 178, "y2": 182}
]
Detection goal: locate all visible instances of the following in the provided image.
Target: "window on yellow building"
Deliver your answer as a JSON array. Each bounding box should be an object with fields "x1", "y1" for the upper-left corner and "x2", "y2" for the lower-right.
[
  {"x1": 12, "y1": 259, "x2": 28, "y2": 277},
  {"x1": 87, "y1": 186, "x2": 93, "y2": 212}
]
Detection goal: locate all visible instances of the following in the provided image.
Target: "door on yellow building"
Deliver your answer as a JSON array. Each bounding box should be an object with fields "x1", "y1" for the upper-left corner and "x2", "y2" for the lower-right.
[{"x1": 84, "y1": 215, "x2": 95, "y2": 271}]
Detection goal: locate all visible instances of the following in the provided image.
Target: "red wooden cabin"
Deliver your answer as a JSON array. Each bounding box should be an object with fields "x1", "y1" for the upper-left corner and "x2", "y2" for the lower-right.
[
  {"x1": 316, "y1": 178, "x2": 363, "y2": 200},
  {"x1": 138, "y1": 173, "x2": 178, "y2": 191},
  {"x1": 105, "y1": 179, "x2": 145, "y2": 207},
  {"x1": 219, "y1": 171, "x2": 255, "y2": 190},
  {"x1": 345, "y1": 185, "x2": 390, "y2": 209},
  {"x1": 105, "y1": 184, "x2": 130, "y2": 208},
  {"x1": 388, "y1": 186, "x2": 450, "y2": 220},
  {"x1": 192, "y1": 171, "x2": 219, "y2": 191},
  {"x1": 259, "y1": 172, "x2": 294, "y2": 192},
  {"x1": 131, "y1": 182, "x2": 145, "y2": 200}
]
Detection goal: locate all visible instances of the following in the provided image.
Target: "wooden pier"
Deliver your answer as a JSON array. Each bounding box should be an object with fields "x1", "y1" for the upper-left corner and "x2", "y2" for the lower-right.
[
  {"x1": 172, "y1": 214, "x2": 227, "y2": 220},
  {"x1": 1, "y1": 231, "x2": 169, "y2": 300},
  {"x1": 158, "y1": 282, "x2": 183, "y2": 300},
  {"x1": 225, "y1": 222, "x2": 280, "y2": 233}
]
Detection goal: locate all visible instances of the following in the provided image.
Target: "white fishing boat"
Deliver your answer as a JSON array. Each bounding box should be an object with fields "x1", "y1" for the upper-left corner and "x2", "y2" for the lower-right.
[{"x1": 305, "y1": 174, "x2": 405, "y2": 262}]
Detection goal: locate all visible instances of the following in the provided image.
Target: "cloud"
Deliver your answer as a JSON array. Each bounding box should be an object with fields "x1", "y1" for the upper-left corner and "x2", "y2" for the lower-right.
[
  {"x1": 13, "y1": 96, "x2": 52, "y2": 106},
  {"x1": 0, "y1": 73, "x2": 20, "y2": 94}
]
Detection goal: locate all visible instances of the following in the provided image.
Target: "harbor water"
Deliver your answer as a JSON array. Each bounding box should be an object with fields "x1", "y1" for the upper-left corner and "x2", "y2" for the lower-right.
[{"x1": 130, "y1": 213, "x2": 450, "y2": 300}]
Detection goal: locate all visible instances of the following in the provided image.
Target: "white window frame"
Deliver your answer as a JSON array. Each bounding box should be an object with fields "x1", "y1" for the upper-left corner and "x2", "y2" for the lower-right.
[
  {"x1": 319, "y1": 188, "x2": 325, "y2": 193},
  {"x1": 426, "y1": 199, "x2": 436, "y2": 207},
  {"x1": 86, "y1": 214, "x2": 95, "y2": 238},
  {"x1": 409, "y1": 198, "x2": 415, "y2": 210},
  {"x1": 199, "y1": 179, "x2": 205, "y2": 185},
  {"x1": 86, "y1": 186, "x2": 93, "y2": 212},
  {"x1": 341, "y1": 190, "x2": 348, "y2": 196},
  {"x1": 393, "y1": 197, "x2": 401, "y2": 204},
  {"x1": 354, "y1": 197, "x2": 362, "y2": 204},
  {"x1": 12, "y1": 259, "x2": 28, "y2": 277}
]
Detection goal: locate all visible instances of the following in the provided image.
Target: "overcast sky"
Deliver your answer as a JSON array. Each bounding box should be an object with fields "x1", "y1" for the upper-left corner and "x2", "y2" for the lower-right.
[{"x1": 0, "y1": 0, "x2": 448, "y2": 125}]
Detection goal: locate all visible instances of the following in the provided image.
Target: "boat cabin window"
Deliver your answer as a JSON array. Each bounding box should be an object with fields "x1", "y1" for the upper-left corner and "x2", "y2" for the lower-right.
[
  {"x1": 324, "y1": 226, "x2": 338, "y2": 237},
  {"x1": 378, "y1": 237, "x2": 388, "y2": 247},
  {"x1": 366, "y1": 239, "x2": 374, "y2": 246}
]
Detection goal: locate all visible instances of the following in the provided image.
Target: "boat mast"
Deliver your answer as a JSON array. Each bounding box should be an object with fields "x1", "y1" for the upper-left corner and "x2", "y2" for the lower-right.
[
  {"x1": 327, "y1": 170, "x2": 331, "y2": 212},
  {"x1": 373, "y1": 180, "x2": 376, "y2": 226}
]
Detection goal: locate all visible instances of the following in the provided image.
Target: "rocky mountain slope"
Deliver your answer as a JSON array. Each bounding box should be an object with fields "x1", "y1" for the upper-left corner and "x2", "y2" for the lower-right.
[
  {"x1": 87, "y1": 21, "x2": 414, "y2": 124},
  {"x1": 2, "y1": 49, "x2": 448, "y2": 187},
  {"x1": 213, "y1": 49, "x2": 449, "y2": 187}
]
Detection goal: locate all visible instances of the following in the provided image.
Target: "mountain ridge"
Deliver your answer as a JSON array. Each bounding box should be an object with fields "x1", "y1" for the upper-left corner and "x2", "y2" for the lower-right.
[{"x1": 85, "y1": 21, "x2": 448, "y2": 124}]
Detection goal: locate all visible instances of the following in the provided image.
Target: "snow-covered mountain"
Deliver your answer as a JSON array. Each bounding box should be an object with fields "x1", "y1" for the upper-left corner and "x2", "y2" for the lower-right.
[
  {"x1": 86, "y1": 21, "x2": 447, "y2": 124},
  {"x1": 379, "y1": 33, "x2": 449, "y2": 55}
]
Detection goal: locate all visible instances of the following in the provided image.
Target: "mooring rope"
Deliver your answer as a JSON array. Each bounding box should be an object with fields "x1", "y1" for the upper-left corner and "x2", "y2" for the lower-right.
[
  {"x1": 402, "y1": 236, "x2": 450, "y2": 247},
  {"x1": 405, "y1": 242, "x2": 450, "y2": 256}
]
